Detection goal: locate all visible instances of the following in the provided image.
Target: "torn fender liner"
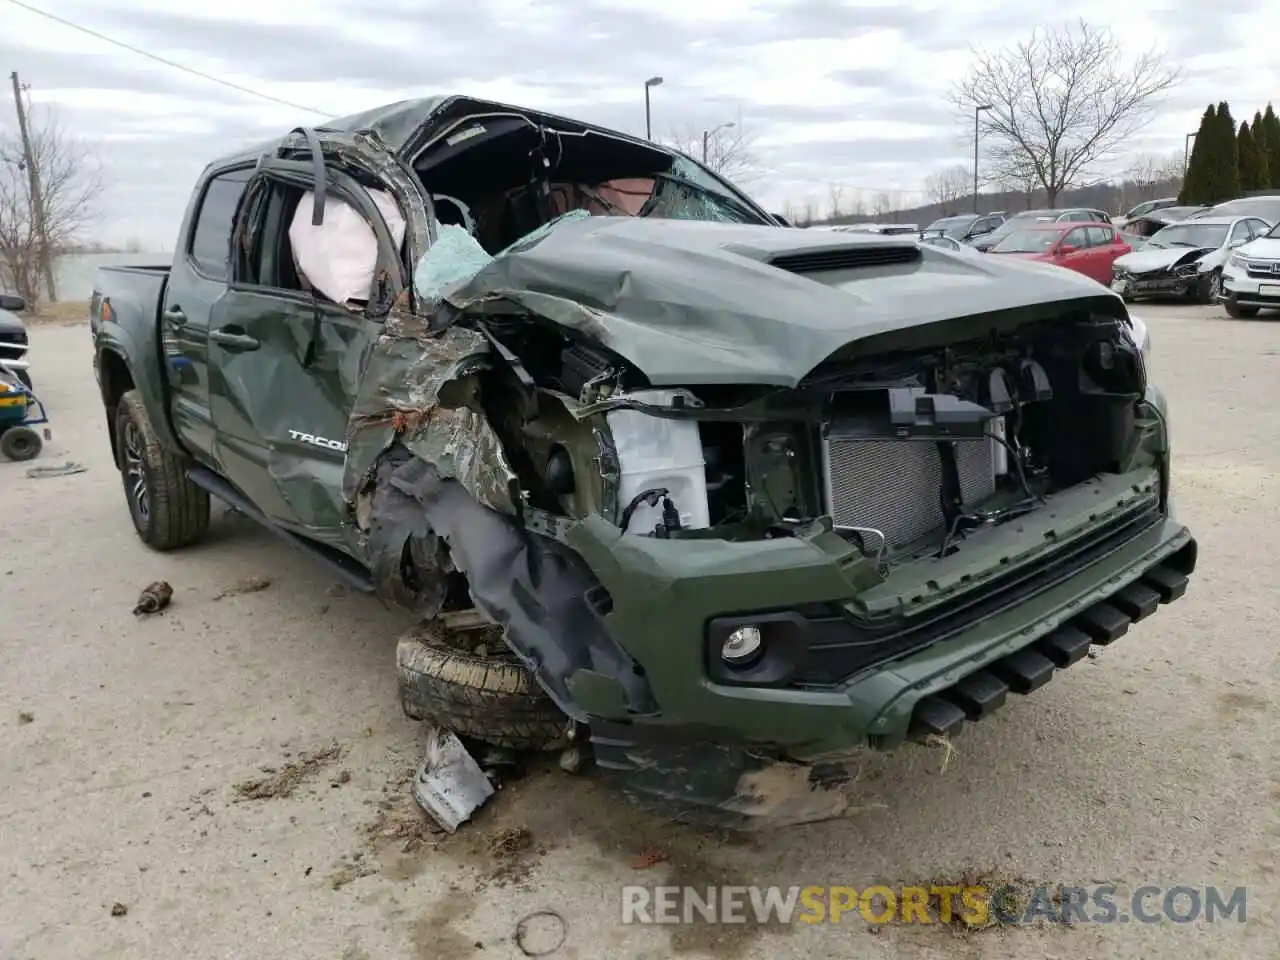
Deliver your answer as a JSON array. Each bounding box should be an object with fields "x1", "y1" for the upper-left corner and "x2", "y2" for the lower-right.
[{"x1": 372, "y1": 454, "x2": 658, "y2": 722}]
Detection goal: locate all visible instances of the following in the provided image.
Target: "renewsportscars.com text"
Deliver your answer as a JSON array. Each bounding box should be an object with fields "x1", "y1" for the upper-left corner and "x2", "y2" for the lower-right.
[{"x1": 621, "y1": 884, "x2": 1248, "y2": 926}]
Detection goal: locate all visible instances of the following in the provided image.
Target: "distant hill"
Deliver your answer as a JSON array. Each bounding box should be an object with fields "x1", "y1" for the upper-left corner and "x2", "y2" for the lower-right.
[{"x1": 806, "y1": 175, "x2": 1186, "y2": 228}]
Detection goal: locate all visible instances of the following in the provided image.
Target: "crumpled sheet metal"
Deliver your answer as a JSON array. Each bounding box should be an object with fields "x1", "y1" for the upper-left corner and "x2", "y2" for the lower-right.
[
  {"x1": 341, "y1": 310, "x2": 517, "y2": 520},
  {"x1": 343, "y1": 208, "x2": 603, "y2": 524}
]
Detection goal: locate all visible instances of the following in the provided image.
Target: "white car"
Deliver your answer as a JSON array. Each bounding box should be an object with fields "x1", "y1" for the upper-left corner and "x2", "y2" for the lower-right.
[
  {"x1": 1110, "y1": 216, "x2": 1270, "y2": 304},
  {"x1": 1220, "y1": 219, "x2": 1280, "y2": 318}
]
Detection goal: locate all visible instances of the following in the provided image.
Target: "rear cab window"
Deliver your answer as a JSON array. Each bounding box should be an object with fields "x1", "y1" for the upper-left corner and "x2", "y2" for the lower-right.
[{"x1": 189, "y1": 168, "x2": 253, "y2": 279}]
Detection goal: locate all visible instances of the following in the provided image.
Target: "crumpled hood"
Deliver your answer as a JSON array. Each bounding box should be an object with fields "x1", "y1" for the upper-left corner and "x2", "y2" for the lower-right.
[
  {"x1": 445, "y1": 216, "x2": 1120, "y2": 387},
  {"x1": 1115, "y1": 245, "x2": 1215, "y2": 274}
]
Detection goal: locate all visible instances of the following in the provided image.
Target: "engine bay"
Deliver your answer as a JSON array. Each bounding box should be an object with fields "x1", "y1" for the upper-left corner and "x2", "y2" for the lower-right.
[{"x1": 477, "y1": 310, "x2": 1150, "y2": 566}]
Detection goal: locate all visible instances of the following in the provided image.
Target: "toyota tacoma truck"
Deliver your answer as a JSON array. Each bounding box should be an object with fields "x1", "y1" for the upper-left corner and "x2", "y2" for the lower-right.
[{"x1": 91, "y1": 95, "x2": 1196, "y2": 828}]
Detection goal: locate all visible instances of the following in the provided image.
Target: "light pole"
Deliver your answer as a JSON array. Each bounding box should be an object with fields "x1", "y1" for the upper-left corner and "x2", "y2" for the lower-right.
[
  {"x1": 973, "y1": 103, "x2": 993, "y2": 213},
  {"x1": 1184, "y1": 131, "x2": 1197, "y2": 176},
  {"x1": 644, "y1": 76, "x2": 663, "y2": 140},
  {"x1": 702, "y1": 120, "x2": 734, "y2": 163}
]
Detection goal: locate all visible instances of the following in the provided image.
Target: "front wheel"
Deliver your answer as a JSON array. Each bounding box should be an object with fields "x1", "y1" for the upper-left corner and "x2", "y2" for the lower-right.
[
  {"x1": 113, "y1": 389, "x2": 210, "y2": 549},
  {"x1": 1224, "y1": 300, "x2": 1260, "y2": 319},
  {"x1": 1196, "y1": 271, "x2": 1222, "y2": 305}
]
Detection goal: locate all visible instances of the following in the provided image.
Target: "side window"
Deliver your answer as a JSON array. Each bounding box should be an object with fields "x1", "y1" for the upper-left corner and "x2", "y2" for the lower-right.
[
  {"x1": 189, "y1": 168, "x2": 253, "y2": 278},
  {"x1": 1059, "y1": 211, "x2": 1087, "y2": 222},
  {"x1": 1086, "y1": 226, "x2": 1112, "y2": 247},
  {"x1": 1229, "y1": 221, "x2": 1251, "y2": 245},
  {"x1": 1062, "y1": 227, "x2": 1089, "y2": 249},
  {"x1": 1247, "y1": 218, "x2": 1268, "y2": 238}
]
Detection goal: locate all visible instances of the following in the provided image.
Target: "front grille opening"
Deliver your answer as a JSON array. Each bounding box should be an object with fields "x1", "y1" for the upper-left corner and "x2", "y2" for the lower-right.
[{"x1": 770, "y1": 245, "x2": 920, "y2": 274}]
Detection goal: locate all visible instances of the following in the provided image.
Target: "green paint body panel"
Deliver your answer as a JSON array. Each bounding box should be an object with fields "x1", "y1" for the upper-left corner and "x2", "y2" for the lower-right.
[{"x1": 86, "y1": 95, "x2": 1197, "y2": 807}]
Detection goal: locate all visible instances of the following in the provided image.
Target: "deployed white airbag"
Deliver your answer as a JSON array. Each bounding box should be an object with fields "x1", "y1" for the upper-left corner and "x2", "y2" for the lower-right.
[{"x1": 289, "y1": 188, "x2": 406, "y2": 307}]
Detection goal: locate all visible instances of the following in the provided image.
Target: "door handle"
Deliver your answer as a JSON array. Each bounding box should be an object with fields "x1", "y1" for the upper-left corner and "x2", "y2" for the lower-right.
[
  {"x1": 210, "y1": 327, "x2": 261, "y2": 352},
  {"x1": 163, "y1": 305, "x2": 187, "y2": 327}
]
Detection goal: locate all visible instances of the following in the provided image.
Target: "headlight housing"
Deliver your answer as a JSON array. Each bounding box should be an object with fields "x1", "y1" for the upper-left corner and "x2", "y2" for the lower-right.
[{"x1": 1228, "y1": 252, "x2": 1247, "y2": 271}]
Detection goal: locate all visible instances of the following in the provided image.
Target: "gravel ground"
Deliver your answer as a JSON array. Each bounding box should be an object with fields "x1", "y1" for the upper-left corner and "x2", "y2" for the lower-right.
[{"x1": 2, "y1": 304, "x2": 1277, "y2": 960}]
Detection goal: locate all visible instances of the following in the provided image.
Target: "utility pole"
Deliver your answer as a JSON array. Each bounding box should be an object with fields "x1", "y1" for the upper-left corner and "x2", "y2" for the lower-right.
[
  {"x1": 973, "y1": 103, "x2": 992, "y2": 213},
  {"x1": 10, "y1": 72, "x2": 57, "y2": 302}
]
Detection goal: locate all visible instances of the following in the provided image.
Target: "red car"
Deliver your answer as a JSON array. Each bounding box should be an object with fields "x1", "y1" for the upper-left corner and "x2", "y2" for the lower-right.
[{"x1": 987, "y1": 221, "x2": 1131, "y2": 285}]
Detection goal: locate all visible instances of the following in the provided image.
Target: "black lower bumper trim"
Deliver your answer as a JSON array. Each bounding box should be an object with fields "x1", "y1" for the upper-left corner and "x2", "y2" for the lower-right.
[
  {"x1": 1142, "y1": 565, "x2": 1188, "y2": 603},
  {"x1": 1075, "y1": 602, "x2": 1130, "y2": 645},
  {"x1": 991, "y1": 649, "x2": 1056, "y2": 693},
  {"x1": 908, "y1": 539, "x2": 1196, "y2": 741},
  {"x1": 1038, "y1": 626, "x2": 1092, "y2": 667}
]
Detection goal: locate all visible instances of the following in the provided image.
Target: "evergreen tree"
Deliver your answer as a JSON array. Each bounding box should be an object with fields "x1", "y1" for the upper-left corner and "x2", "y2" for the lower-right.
[
  {"x1": 1251, "y1": 112, "x2": 1271, "y2": 188},
  {"x1": 1264, "y1": 103, "x2": 1280, "y2": 189},
  {"x1": 1238, "y1": 122, "x2": 1266, "y2": 190},
  {"x1": 1215, "y1": 102, "x2": 1241, "y2": 201},
  {"x1": 1180, "y1": 104, "x2": 1215, "y2": 204}
]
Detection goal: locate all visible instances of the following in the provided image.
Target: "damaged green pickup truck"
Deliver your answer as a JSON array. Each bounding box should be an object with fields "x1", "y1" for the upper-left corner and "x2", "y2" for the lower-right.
[{"x1": 91, "y1": 96, "x2": 1196, "y2": 827}]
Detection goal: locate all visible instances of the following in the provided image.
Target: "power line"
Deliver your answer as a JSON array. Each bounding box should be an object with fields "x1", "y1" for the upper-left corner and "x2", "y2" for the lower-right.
[{"x1": 2, "y1": 0, "x2": 329, "y2": 116}]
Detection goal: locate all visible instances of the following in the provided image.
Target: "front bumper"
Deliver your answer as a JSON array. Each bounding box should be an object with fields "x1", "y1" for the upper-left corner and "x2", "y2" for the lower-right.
[
  {"x1": 1221, "y1": 269, "x2": 1280, "y2": 309},
  {"x1": 565, "y1": 473, "x2": 1195, "y2": 825},
  {"x1": 1111, "y1": 274, "x2": 1190, "y2": 298}
]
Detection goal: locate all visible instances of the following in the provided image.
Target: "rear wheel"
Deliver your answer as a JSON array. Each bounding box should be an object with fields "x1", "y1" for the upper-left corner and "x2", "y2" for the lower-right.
[
  {"x1": 1224, "y1": 300, "x2": 1259, "y2": 319},
  {"x1": 114, "y1": 389, "x2": 210, "y2": 549}
]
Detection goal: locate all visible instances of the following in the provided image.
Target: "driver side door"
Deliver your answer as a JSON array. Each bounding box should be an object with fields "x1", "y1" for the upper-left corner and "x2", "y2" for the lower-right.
[{"x1": 207, "y1": 162, "x2": 404, "y2": 551}]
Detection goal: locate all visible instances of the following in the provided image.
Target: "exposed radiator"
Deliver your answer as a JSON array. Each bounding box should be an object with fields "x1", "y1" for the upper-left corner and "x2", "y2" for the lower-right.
[{"x1": 822, "y1": 433, "x2": 1000, "y2": 550}]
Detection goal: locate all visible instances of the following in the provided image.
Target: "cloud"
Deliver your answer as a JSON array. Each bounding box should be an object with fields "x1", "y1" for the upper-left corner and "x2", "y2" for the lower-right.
[{"x1": 0, "y1": 0, "x2": 1273, "y2": 248}]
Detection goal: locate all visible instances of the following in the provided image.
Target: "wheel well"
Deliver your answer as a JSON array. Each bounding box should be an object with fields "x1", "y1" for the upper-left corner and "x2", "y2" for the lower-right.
[{"x1": 99, "y1": 350, "x2": 134, "y2": 464}]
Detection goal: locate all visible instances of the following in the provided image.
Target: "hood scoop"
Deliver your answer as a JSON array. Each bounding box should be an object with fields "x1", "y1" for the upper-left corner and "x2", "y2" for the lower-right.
[{"x1": 768, "y1": 244, "x2": 921, "y2": 275}]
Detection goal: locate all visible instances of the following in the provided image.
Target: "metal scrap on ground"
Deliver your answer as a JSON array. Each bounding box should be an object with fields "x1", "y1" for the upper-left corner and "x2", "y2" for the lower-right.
[
  {"x1": 132, "y1": 581, "x2": 173, "y2": 616},
  {"x1": 410, "y1": 727, "x2": 495, "y2": 832}
]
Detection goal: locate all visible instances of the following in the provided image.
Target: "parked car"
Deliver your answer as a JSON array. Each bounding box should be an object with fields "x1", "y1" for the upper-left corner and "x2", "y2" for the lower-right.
[
  {"x1": 987, "y1": 221, "x2": 1131, "y2": 285},
  {"x1": 1114, "y1": 197, "x2": 1179, "y2": 230},
  {"x1": 920, "y1": 213, "x2": 1004, "y2": 243},
  {"x1": 1110, "y1": 216, "x2": 1270, "y2": 305},
  {"x1": 968, "y1": 207, "x2": 1113, "y2": 251},
  {"x1": 918, "y1": 234, "x2": 983, "y2": 256},
  {"x1": 1220, "y1": 219, "x2": 1280, "y2": 318},
  {"x1": 1123, "y1": 206, "x2": 1210, "y2": 239},
  {"x1": 830, "y1": 222, "x2": 920, "y2": 235},
  {"x1": 1190, "y1": 195, "x2": 1280, "y2": 224},
  {"x1": 88, "y1": 93, "x2": 1194, "y2": 827},
  {"x1": 0, "y1": 293, "x2": 31, "y2": 389}
]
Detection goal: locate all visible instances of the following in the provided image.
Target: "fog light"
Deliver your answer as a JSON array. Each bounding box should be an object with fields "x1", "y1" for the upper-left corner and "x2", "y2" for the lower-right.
[{"x1": 721, "y1": 625, "x2": 763, "y2": 665}]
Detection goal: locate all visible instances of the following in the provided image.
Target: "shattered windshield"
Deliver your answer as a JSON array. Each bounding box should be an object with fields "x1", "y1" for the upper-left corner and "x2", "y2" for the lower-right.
[
  {"x1": 1147, "y1": 224, "x2": 1228, "y2": 250},
  {"x1": 646, "y1": 158, "x2": 765, "y2": 223}
]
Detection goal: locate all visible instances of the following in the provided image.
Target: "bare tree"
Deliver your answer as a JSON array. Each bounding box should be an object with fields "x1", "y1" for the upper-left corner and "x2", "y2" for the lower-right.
[
  {"x1": 0, "y1": 97, "x2": 103, "y2": 307},
  {"x1": 663, "y1": 123, "x2": 760, "y2": 184},
  {"x1": 871, "y1": 191, "x2": 893, "y2": 217},
  {"x1": 1127, "y1": 154, "x2": 1163, "y2": 197},
  {"x1": 951, "y1": 19, "x2": 1179, "y2": 207},
  {"x1": 827, "y1": 182, "x2": 846, "y2": 220},
  {"x1": 924, "y1": 165, "x2": 970, "y2": 211}
]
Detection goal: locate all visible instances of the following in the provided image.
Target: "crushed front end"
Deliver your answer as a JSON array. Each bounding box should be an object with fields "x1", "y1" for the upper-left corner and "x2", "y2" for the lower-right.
[{"x1": 338, "y1": 175, "x2": 1196, "y2": 827}]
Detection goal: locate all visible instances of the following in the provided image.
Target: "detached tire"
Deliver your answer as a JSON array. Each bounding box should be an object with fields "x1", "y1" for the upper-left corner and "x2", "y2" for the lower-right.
[
  {"x1": 114, "y1": 389, "x2": 210, "y2": 549},
  {"x1": 396, "y1": 621, "x2": 571, "y2": 752},
  {"x1": 1, "y1": 425, "x2": 42, "y2": 461}
]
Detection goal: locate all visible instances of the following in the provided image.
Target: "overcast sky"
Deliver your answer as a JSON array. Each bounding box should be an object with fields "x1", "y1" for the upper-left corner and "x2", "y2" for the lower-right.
[{"x1": 1, "y1": 0, "x2": 1274, "y2": 249}]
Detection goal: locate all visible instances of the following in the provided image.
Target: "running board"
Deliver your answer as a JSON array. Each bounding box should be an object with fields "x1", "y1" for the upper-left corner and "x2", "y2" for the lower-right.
[{"x1": 187, "y1": 466, "x2": 374, "y2": 593}]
